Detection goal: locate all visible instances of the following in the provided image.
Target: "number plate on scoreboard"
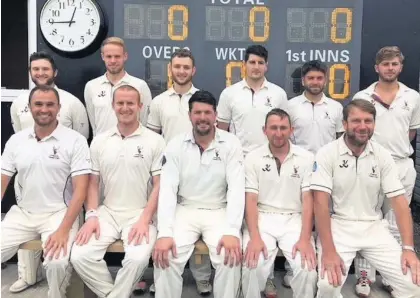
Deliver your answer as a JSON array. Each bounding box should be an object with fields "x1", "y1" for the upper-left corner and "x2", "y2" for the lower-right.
[{"x1": 114, "y1": 0, "x2": 363, "y2": 104}]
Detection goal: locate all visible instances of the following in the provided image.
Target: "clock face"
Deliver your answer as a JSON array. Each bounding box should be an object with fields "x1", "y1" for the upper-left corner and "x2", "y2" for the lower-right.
[{"x1": 40, "y1": 0, "x2": 103, "y2": 53}]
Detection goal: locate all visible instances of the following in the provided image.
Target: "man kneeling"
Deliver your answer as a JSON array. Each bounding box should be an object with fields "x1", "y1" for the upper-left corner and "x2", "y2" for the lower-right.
[
  {"x1": 153, "y1": 90, "x2": 245, "y2": 298},
  {"x1": 71, "y1": 85, "x2": 165, "y2": 298},
  {"x1": 241, "y1": 109, "x2": 317, "y2": 298}
]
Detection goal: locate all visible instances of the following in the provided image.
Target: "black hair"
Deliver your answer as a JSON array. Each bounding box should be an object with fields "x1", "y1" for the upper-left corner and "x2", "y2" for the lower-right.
[
  {"x1": 188, "y1": 90, "x2": 217, "y2": 112},
  {"x1": 265, "y1": 108, "x2": 291, "y2": 127},
  {"x1": 301, "y1": 60, "x2": 328, "y2": 77},
  {"x1": 170, "y1": 48, "x2": 195, "y2": 66},
  {"x1": 28, "y1": 85, "x2": 60, "y2": 105},
  {"x1": 29, "y1": 51, "x2": 57, "y2": 72},
  {"x1": 244, "y1": 45, "x2": 268, "y2": 62}
]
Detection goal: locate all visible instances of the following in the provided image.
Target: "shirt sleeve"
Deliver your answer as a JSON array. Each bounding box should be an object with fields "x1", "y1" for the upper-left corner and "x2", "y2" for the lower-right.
[
  {"x1": 146, "y1": 97, "x2": 162, "y2": 131},
  {"x1": 70, "y1": 136, "x2": 92, "y2": 177},
  {"x1": 10, "y1": 99, "x2": 22, "y2": 133},
  {"x1": 151, "y1": 136, "x2": 165, "y2": 176},
  {"x1": 276, "y1": 88, "x2": 289, "y2": 112},
  {"x1": 71, "y1": 98, "x2": 90, "y2": 139},
  {"x1": 379, "y1": 146, "x2": 406, "y2": 198},
  {"x1": 410, "y1": 92, "x2": 420, "y2": 129},
  {"x1": 157, "y1": 140, "x2": 181, "y2": 238},
  {"x1": 217, "y1": 88, "x2": 232, "y2": 124},
  {"x1": 139, "y1": 81, "x2": 152, "y2": 127},
  {"x1": 310, "y1": 146, "x2": 333, "y2": 195},
  {"x1": 1, "y1": 135, "x2": 18, "y2": 177},
  {"x1": 84, "y1": 83, "x2": 96, "y2": 135},
  {"x1": 301, "y1": 153, "x2": 315, "y2": 193},
  {"x1": 224, "y1": 136, "x2": 245, "y2": 238},
  {"x1": 245, "y1": 153, "x2": 259, "y2": 195},
  {"x1": 335, "y1": 104, "x2": 344, "y2": 133},
  {"x1": 89, "y1": 136, "x2": 102, "y2": 176}
]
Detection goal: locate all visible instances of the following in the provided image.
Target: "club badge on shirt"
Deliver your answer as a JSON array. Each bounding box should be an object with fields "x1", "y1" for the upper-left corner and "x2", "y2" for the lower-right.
[
  {"x1": 134, "y1": 146, "x2": 144, "y2": 158},
  {"x1": 49, "y1": 146, "x2": 60, "y2": 159}
]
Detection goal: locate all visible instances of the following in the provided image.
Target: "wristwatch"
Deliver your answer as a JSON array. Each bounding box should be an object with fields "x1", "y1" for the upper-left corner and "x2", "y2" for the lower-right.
[{"x1": 402, "y1": 245, "x2": 416, "y2": 253}]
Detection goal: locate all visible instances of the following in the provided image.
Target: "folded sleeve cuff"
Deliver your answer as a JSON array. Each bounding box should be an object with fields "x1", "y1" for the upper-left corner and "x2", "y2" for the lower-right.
[
  {"x1": 224, "y1": 227, "x2": 241, "y2": 239},
  {"x1": 309, "y1": 184, "x2": 332, "y2": 195},
  {"x1": 157, "y1": 228, "x2": 173, "y2": 239}
]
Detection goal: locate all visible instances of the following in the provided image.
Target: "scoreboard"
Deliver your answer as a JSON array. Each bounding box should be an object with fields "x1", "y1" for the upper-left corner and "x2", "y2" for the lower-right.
[{"x1": 114, "y1": 0, "x2": 363, "y2": 103}]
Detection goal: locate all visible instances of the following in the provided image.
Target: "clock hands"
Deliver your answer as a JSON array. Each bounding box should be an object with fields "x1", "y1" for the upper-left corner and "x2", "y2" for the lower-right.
[
  {"x1": 47, "y1": 7, "x2": 77, "y2": 26},
  {"x1": 69, "y1": 7, "x2": 77, "y2": 27}
]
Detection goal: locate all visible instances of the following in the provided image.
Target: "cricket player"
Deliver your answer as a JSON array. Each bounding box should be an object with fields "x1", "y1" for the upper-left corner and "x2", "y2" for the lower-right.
[
  {"x1": 217, "y1": 44, "x2": 288, "y2": 296},
  {"x1": 70, "y1": 84, "x2": 165, "y2": 298},
  {"x1": 9, "y1": 51, "x2": 89, "y2": 293},
  {"x1": 241, "y1": 108, "x2": 317, "y2": 298},
  {"x1": 1, "y1": 85, "x2": 91, "y2": 298},
  {"x1": 153, "y1": 90, "x2": 245, "y2": 298},
  {"x1": 146, "y1": 48, "x2": 212, "y2": 295},
  {"x1": 311, "y1": 99, "x2": 420, "y2": 298},
  {"x1": 352, "y1": 46, "x2": 420, "y2": 297},
  {"x1": 84, "y1": 37, "x2": 152, "y2": 136}
]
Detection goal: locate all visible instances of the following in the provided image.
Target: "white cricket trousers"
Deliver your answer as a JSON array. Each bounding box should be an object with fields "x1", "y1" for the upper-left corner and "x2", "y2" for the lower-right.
[
  {"x1": 154, "y1": 205, "x2": 242, "y2": 298},
  {"x1": 1, "y1": 205, "x2": 78, "y2": 298},
  {"x1": 242, "y1": 213, "x2": 317, "y2": 298},
  {"x1": 316, "y1": 218, "x2": 420, "y2": 298},
  {"x1": 355, "y1": 158, "x2": 416, "y2": 281},
  {"x1": 71, "y1": 205, "x2": 156, "y2": 298}
]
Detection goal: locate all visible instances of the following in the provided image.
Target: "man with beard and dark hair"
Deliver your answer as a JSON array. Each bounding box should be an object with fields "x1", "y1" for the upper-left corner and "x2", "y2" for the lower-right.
[
  {"x1": 287, "y1": 60, "x2": 344, "y2": 155},
  {"x1": 145, "y1": 49, "x2": 213, "y2": 295},
  {"x1": 311, "y1": 99, "x2": 420, "y2": 298},
  {"x1": 352, "y1": 46, "x2": 420, "y2": 297},
  {"x1": 153, "y1": 90, "x2": 245, "y2": 298},
  {"x1": 84, "y1": 37, "x2": 152, "y2": 136},
  {"x1": 8, "y1": 51, "x2": 89, "y2": 294},
  {"x1": 241, "y1": 108, "x2": 318, "y2": 298},
  {"x1": 2, "y1": 85, "x2": 91, "y2": 298}
]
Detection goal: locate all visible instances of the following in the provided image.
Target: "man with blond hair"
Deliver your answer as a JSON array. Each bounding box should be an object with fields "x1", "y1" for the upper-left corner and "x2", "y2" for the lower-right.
[
  {"x1": 84, "y1": 37, "x2": 152, "y2": 136},
  {"x1": 352, "y1": 46, "x2": 420, "y2": 298}
]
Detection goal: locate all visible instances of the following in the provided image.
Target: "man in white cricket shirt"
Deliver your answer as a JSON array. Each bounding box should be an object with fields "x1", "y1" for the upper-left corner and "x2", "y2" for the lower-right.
[
  {"x1": 153, "y1": 90, "x2": 245, "y2": 298},
  {"x1": 241, "y1": 109, "x2": 317, "y2": 298},
  {"x1": 71, "y1": 85, "x2": 165, "y2": 298},
  {"x1": 217, "y1": 44, "x2": 287, "y2": 296},
  {"x1": 352, "y1": 46, "x2": 420, "y2": 297},
  {"x1": 84, "y1": 37, "x2": 152, "y2": 136},
  {"x1": 8, "y1": 50, "x2": 90, "y2": 294},
  {"x1": 1, "y1": 85, "x2": 91, "y2": 298},
  {"x1": 145, "y1": 48, "x2": 212, "y2": 295},
  {"x1": 311, "y1": 99, "x2": 420, "y2": 298},
  {"x1": 288, "y1": 60, "x2": 344, "y2": 155}
]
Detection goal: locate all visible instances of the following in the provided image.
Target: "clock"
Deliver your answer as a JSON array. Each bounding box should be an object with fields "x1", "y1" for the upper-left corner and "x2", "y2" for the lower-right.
[{"x1": 39, "y1": 0, "x2": 107, "y2": 57}]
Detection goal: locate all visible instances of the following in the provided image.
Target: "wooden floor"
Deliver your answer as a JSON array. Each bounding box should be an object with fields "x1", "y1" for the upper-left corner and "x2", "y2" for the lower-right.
[{"x1": 1, "y1": 265, "x2": 392, "y2": 298}]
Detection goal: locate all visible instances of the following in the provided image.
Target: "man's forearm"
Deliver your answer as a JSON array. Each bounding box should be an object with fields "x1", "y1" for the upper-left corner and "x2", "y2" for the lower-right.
[
  {"x1": 142, "y1": 181, "x2": 159, "y2": 223},
  {"x1": 58, "y1": 175, "x2": 89, "y2": 231},
  {"x1": 245, "y1": 196, "x2": 260, "y2": 239},
  {"x1": 314, "y1": 191, "x2": 336, "y2": 253},
  {"x1": 1, "y1": 175, "x2": 11, "y2": 201},
  {"x1": 300, "y1": 191, "x2": 314, "y2": 241},
  {"x1": 85, "y1": 175, "x2": 100, "y2": 210},
  {"x1": 392, "y1": 196, "x2": 414, "y2": 246},
  {"x1": 409, "y1": 129, "x2": 417, "y2": 142}
]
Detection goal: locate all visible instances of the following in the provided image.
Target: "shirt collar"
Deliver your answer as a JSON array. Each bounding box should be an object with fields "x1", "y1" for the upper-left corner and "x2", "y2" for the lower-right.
[
  {"x1": 184, "y1": 128, "x2": 225, "y2": 144},
  {"x1": 109, "y1": 122, "x2": 145, "y2": 138},
  {"x1": 261, "y1": 141, "x2": 299, "y2": 159},
  {"x1": 338, "y1": 134, "x2": 374, "y2": 156},
  {"x1": 100, "y1": 71, "x2": 132, "y2": 85},
  {"x1": 364, "y1": 81, "x2": 411, "y2": 97},
  {"x1": 239, "y1": 78, "x2": 269, "y2": 90},
  {"x1": 29, "y1": 123, "x2": 64, "y2": 141},
  {"x1": 168, "y1": 85, "x2": 199, "y2": 96},
  {"x1": 300, "y1": 93, "x2": 329, "y2": 105}
]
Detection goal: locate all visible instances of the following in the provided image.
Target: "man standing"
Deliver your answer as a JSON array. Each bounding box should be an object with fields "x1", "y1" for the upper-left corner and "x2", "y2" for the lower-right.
[
  {"x1": 8, "y1": 51, "x2": 89, "y2": 293},
  {"x1": 311, "y1": 99, "x2": 420, "y2": 298},
  {"x1": 352, "y1": 46, "x2": 420, "y2": 297},
  {"x1": 153, "y1": 91, "x2": 245, "y2": 298},
  {"x1": 146, "y1": 48, "x2": 213, "y2": 295},
  {"x1": 288, "y1": 60, "x2": 344, "y2": 154},
  {"x1": 71, "y1": 85, "x2": 165, "y2": 298},
  {"x1": 1, "y1": 85, "x2": 91, "y2": 298},
  {"x1": 84, "y1": 37, "x2": 152, "y2": 136},
  {"x1": 241, "y1": 108, "x2": 318, "y2": 298},
  {"x1": 217, "y1": 44, "x2": 288, "y2": 296}
]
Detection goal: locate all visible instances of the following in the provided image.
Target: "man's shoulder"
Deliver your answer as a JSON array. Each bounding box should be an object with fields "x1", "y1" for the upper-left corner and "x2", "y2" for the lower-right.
[
  {"x1": 57, "y1": 88, "x2": 80, "y2": 103},
  {"x1": 126, "y1": 73, "x2": 148, "y2": 87},
  {"x1": 292, "y1": 144, "x2": 314, "y2": 159},
  {"x1": 143, "y1": 127, "x2": 165, "y2": 143},
  {"x1": 85, "y1": 75, "x2": 105, "y2": 88},
  {"x1": 152, "y1": 89, "x2": 172, "y2": 104}
]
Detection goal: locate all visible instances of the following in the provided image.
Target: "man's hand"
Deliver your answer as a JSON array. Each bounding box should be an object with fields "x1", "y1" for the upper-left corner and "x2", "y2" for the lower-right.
[
  {"x1": 217, "y1": 235, "x2": 242, "y2": 267},
  {"x1": 75, "y1": 217, "x2": 100, "y2": 246},
  {"x1": 401, "y1": 250, "x2": 420, "y2": 285},
  {"x1": 244, "y1": 236, "x2": 267, "y2": 269},
  {"x1": 320, "y1": 251, "x2": 346, "y2": 287},
  {"x1": 128, "y1": 218, "x2": 151, "y2": 246},
  {"x1": 153, "y1": 237, "x2": 177, "y2": 269},
  {"x1": 44, "y1": 228, "x2": 70, "y2": 260},
  {"x1": 292, "y1": 238, "x2": 316, "y2": 271}
]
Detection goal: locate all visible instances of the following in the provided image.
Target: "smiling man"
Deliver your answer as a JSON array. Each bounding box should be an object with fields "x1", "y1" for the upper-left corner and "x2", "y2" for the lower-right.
[
  {"x1": 71, "y1": 84, "x2": 165, "y2": 298},
  {"x1": 1, "y1": 85, "x2": 91, "y2": 298},
  {"x1": 153, "y1": 90, "x2": 245, "y2": 298},
  {"x1": 352, "y1": 46, "x2": 420, "y2": 297}
]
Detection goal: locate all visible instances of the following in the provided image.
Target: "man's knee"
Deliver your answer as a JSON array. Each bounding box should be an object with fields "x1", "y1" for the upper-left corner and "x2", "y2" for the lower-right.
[
  {"x1": 70, "y1": 244, "x2": 93, "y2": 266},
  {"x1": 317, "y1": 276, "x2": 340, "y2": 296},
  {"x1": 44, "y1": 257, "x2": 69, "y2": 272},
  {"x1": 296, "y1": 267, "x2": 318, "y2": 283},
  {"x1": 123, "y1": 252, "x2": 150, "y2": 269}
]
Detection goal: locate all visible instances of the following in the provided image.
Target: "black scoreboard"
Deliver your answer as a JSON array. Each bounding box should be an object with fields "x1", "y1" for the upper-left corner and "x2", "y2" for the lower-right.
[{"x1": 114, "y1": 0, "x2": 363, "y2": 103}]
